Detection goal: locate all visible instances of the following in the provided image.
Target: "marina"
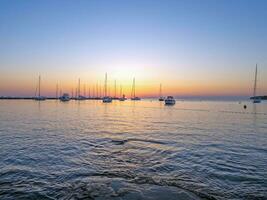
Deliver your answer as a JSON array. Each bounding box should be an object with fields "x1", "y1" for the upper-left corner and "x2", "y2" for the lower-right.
[{"x1": 1, "y1": 1, "x2": 267, "y2": 199}]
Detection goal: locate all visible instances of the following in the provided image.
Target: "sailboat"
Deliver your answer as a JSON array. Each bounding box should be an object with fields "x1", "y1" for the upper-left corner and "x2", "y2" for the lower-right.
[
  {"x1": 103, "y1": 73, "x2": 112, "y2": 103},
  {"x1": 119, "y1": 85, "x2": 127, "y2": 101},
  {"x1": 158, "y1": 83, "x2": 164, "y2": 101},
  {"x1": 76, "y1": 78, "x2": 86, "y2": 100},
  {"x1": 131, "y1": 78, "x2": 141, "y2": 100},
  {"x1": 252, "y1": 64, "x2": 261, "y2": 103},
  {"x1": 34, "y1": 75, "x2": 46, "y2": 101}
]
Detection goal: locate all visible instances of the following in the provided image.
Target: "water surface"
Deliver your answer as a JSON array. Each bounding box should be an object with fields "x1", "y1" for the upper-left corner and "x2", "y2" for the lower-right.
[{"x1": 0, "y1": 100, "x2": 266, "y2": 199}]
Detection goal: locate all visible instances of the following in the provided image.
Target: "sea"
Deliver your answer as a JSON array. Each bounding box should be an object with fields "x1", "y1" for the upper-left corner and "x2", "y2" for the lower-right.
[{"x1": 0, "y1": 99, "x2": 266, "y2": 200}]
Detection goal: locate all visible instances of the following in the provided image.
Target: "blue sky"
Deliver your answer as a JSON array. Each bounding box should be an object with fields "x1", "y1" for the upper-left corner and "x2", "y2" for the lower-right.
[{"x1": 0, "y1": 0, "x2": 267, "y2": 96}]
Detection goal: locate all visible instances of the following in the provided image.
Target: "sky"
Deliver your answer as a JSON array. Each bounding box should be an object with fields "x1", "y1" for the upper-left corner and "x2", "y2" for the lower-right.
[{"x1": 0, "y1": 0, "x2": 267, "y2": 98}]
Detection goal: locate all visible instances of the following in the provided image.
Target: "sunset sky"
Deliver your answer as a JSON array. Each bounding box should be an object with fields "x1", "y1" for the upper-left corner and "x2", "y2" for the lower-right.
[{"x1": 0, "y1": 0, "x2": 267, "y2": 97}]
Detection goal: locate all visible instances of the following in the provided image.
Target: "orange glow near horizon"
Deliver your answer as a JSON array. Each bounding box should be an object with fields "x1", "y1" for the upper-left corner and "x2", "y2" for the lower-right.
[{"x1": 0, "y1": 72, "x2": 262, "y2": 97}]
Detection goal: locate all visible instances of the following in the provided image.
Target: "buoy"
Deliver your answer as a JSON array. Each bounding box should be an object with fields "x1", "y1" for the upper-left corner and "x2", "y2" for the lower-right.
[{"x1": 244, "y1": 105, "x2": 247, "y2": 109}]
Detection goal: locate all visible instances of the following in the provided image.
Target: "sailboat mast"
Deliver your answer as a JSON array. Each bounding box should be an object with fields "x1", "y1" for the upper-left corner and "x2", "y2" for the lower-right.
[
  {"x1": 93, "y1": 86, "x2": 95, "y2": 98},
  {"x1": 105, "y1": 73, "x2": 107, "y2": 97},
  {"x1": 99, "y1": 83, "x2": 101, "y2": 97},
  {"x1": 159, "y1": 83, "x2": 162, "y2": 97},
  {"x1": 114, "y1": 80, "x2": 117, "y2": 98},
  {"x1": 56, "y1": 83, "x2": 58, "y2": 98},
  {"x1": 97, "y1": 84, "x2": 99, "y2": 97},
  {"x1": 78, "y1": 78, "x2": 80, "y2": 97},
  {"x1": 253, "y1": 64, "x2": 258, "y2": 97},
  {"x1": 120, "y1": 85, "x2": 122, "y2": 97},
  {"x1": 133, "y1": 78, "x2": 136, "y2": 98},
  {"x1": 38, "y1": 75, "x2": 41, "y2": 98}
]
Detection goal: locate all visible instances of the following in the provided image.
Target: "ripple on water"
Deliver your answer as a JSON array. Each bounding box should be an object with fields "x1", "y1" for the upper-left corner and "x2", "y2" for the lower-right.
[{"x1": 0, "y1": 100, "x2": 267, "y2": 199}]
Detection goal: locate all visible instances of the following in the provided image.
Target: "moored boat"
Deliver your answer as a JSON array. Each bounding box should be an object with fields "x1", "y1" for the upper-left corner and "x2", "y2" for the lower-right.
[
  {"x1": 131, "y1": 78, "x2": 141, "y2": 101},
  {"x1": 103, "y1": 96, "x2": 112, "y2": 103},
  {"x1": 251, "y1": 64, "x2": 261, "y2": 104},
  {"x1": 59, "y1": 93, "x2": 70, "y2": 102},
  {"x1": 75, "y1": 95, "x2": 86, "y2": 100},
  {"x1": 131, "y1": 97, "x2": 141, "y2": 101},
  {"x1": 34, "y1": 75, "x2": 46, "y2": 101},
  {"x1": 158, "y1": 83, "x2": 164, "y2": 101},
  {"x1": 159, "y1": 97, "x2": 164, "y2": 101},
  {"x1": 103, "y1": 73, "x2": 112, "y2": 103},
  {"x1": 119, "y1": 94, "x2": 127, "y2": 101},
  {"x1": 165, "y1": 96, "x2": 175, "y2": 105}
]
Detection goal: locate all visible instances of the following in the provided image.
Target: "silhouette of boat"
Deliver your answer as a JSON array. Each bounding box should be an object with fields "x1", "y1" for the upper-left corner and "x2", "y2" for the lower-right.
[
  {"x1": 165, "y1": 96, "x2": 175, "y2": 105},
  {"x1": 34, "y1": 75, "x2": 46, "y2": 101}
]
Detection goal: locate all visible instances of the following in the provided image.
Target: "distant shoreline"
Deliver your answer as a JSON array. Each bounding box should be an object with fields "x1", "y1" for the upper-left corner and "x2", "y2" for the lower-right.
[
  {"x1": 0, "y1": 96, "x2": 266, "y2": 101},
  {"x1": 0, "y1": 97, "x2": 102, "y2": 100}
]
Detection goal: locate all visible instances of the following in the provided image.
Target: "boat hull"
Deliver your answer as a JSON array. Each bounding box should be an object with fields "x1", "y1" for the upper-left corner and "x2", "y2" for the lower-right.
[
  {"x1": 165, "y1": 100, "x2": 175, "y2": 105},
  {"x1": 253, "y1": 99, "x2": 261, "y2": 103},
  {"x1": 60, "y1": 98, "x2": 70, "y2": 102},
  {"x1": 165, "y1": 97, "x2": 175, "y2": 105},
  {"x1": 34, "y1": 97, "x2": 46, "y2": 101},
  {"x1": 103, "y1": 97, "x2": 112, "y2": 103},
  {"x1": 131, "y1": 97, "x2": 141, "y2": 101}
]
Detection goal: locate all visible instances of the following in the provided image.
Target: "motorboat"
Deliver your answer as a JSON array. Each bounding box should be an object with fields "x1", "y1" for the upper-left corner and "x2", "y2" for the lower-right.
[
  {"x1": 59, "y1": 93, "x2": 70, "y2": 102},
  {"x1": 165, "y1": 96, "x2": 176, "y2": 105},
  {"x1": 103, "y1": 96, "x2": 112, "y2": 103},
  {"x1": 253, "y1": 98, "x2": 261, "y2": 103}
]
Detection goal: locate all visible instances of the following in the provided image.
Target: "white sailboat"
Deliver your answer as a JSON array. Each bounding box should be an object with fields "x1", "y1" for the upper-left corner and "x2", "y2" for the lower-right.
[
  {"x1": 76, "y1": 78, "x2": 86, "y2": 100},
  {"x1": 34, "y1": 75, "x2": 46, "y2": 101},
  {"x1": 131, "y1": 78, "x2": 141, "y2": 100},
  {"x1": 103, "y1": 73, "x2": 112, "y2": 103},
  {"x1": 252, "y1": 64, "x2": 261, "y2": 103},
  {"x1": 158, "y1": 83, "x2": 164, "y2": 101}
]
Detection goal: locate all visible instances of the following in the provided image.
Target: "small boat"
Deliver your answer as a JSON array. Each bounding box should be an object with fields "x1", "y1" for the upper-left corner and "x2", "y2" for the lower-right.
[
  {"x1": 75, "y1": 78, "x2": 86, "y2": 100},
  {"x1": 103, "y1": 96, "x2": 112, "y2": 103},
  {"x1": 34, "y1": 75, "x2": 46, "y2": 101},
  {"x1": 119, "y1": 94, "x2": 127, "y2": 101},
  {"x1": 35, "y1": 96, "x2": 46, "y2": 101},
  {"x1": 165, "y1": 96, "x2": 176, "y2": 105},
  {"x1": 131, "y1": 97, "x2": 141, "y2": 101},
  {"x1": 103, "y1": 73, "x2": 112, "y2": 103},
  {"x1": 76, "y1": 95, "x2": 86, "y2": 100},
  {"x1": 158, "y1": 83, "x2": 164, "y2": 101},
  {"x1": 131, "y1": 78, "x2": 141, "y2": 101},
  {"x1": 253, "y1": 99, "x2": 261, "y2": 103},
  {"x1": 59, "y1": 93, "x2": 70, "y2": 102},
  {"x1": 159, "y1": 97, "x2": 164, "y2": 101},
  {"x1": 252, "y1": 64, "x2": 261, "y2": 104}
]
